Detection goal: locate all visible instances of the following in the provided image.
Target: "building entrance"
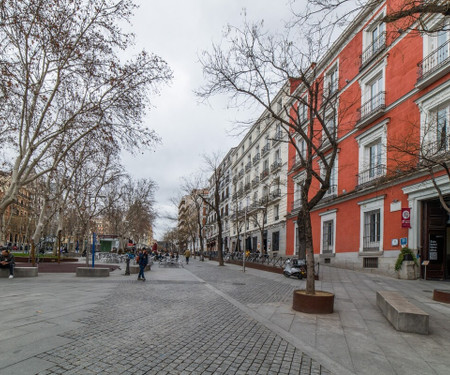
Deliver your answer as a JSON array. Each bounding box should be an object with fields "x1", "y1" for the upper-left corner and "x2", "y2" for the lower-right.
[{"x1": 421, "y1": 199, "x2": 450, "y2": 279}]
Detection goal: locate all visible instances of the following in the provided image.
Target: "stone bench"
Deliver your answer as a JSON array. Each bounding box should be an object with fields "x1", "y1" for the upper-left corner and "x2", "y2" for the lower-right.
[
  {"x1": 376, "y1": 291, "x2": 429, "y2": 335},
  {"x1": 129, "y1": 264, "x2": 151, "y2": 274},
  {"x1": 0, "y1": 267, "x2": 38, "y2": 278}
]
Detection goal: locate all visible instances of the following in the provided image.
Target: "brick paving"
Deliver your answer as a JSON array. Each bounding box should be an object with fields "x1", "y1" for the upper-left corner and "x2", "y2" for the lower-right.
[{"x1": 29, "y1": 265, "x2": 331, "y2": 375}]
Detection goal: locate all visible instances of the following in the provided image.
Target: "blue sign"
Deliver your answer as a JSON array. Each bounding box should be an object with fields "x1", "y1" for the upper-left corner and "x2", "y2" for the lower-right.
[{"x1": 400, "y1": 237, "x2": 407, "y2": 247}]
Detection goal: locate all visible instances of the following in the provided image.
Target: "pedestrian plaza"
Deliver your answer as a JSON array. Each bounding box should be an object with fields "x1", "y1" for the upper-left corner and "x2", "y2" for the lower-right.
[{"x1": 1, "y1": 259, "x2": 450, "y2": 374}]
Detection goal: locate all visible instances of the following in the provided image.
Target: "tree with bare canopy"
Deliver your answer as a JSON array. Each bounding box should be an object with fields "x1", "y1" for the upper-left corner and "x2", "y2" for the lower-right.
[
  {"x1": 197, "y1": 14, "x2": 358, "y2": 293},
  {"x1": 0, "y1": 0, "x2": 172, "y2": 243}
]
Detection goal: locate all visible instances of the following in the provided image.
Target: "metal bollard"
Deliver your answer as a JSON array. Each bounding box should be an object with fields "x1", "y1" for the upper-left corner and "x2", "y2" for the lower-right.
[{"x1": 125, "y1": 257, "x2": 130, "y2": 275}]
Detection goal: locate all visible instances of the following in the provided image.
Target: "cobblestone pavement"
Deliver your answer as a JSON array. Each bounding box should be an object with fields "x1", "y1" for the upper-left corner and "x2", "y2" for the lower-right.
[{"x1": 26, "y1": 265, "x2": 332, "y2": 375}]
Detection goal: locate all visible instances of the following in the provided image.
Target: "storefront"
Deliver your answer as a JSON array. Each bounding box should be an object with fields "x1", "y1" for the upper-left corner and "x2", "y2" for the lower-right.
[{"x1": 403, "y1": 175, "x2": 450, "y2": 280}]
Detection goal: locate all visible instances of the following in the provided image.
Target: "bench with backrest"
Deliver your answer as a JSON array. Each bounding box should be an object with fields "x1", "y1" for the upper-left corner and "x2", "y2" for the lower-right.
[
  {"x1": 376, "y1": 290, "x2": 429, "y2": 335},
  {"x1": 0, "y1": 266, "x2": 38, "y2": 278}
]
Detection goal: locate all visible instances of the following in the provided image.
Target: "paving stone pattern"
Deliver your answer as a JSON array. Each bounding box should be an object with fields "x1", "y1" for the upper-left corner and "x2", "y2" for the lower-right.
[{"x1": 34, "y1": 275, "x2": 330, "y2": 374}]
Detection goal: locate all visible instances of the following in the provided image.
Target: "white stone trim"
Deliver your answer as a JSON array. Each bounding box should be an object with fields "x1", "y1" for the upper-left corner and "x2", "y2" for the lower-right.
[
  {"x1": 358, "y1": 195, "x2": 385, "y2": 253},
  {"x1": 320, "y1": 210, "x2": 337, "y2": 255}
]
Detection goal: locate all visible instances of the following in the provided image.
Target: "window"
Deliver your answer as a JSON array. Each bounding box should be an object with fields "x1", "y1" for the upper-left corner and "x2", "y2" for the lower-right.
[
  {"x1": 417, "y1": 82, "x2": 450, "y2": 156},
  {"x1": 323, "y1": 110, "x2": 337, "y2": 144},
  {"x1": 272, "y1": 231, "x2": 280, "y2": 252},
  {"x1": 364, "y1": 74, "x2": 384, "y2": 116},
  {"x1": 321, "y1": 156, "x2": 338, "y2": 198},
  {"x1": 436, "y1": 105, "x2": 449, "y2": 151},
  {"x1": 361, "y1": 13, "x2": 386, "y2": 66},
  {"x1": 298, "y1": 100, "x2": 308, "y2": 124},
  {"x1": 363, "y1": 210, "x2": 380, "y2": 250},
  {"x1": 322, "y1": 221, "x2": 334, "y2": 253},
  {"x1": 320, "y1": 210, "x2": 336, "y2": 254},
  {"x1": 274, "y1": 204, "x2": 279, "y2": 220},
  {"x1": 325, "y1": 64, "x2": 339, "y2": 96},
  {"x1": 357, "y1": 120, "x2": 388, "y2": 186},
  {"x1": 292, "y1": 172, "x2": 305, "y2": 211},
  {"x1": 419, "y1": 18, "x2": 449, "y2": 81},
  {"x1": 359, "y1": 196, "x2": 384, "y2": 252}
]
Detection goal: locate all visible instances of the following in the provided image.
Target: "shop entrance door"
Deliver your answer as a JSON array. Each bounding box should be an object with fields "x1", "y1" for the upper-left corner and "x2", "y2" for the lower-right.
[{"x1": 422, "y1": 200, "x2": 448, "y2": 279}]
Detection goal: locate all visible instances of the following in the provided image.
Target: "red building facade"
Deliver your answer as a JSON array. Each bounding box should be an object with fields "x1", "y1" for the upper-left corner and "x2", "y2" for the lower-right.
[{"x1": 286, "y1": 2, "x2": 450, "y2": 278}]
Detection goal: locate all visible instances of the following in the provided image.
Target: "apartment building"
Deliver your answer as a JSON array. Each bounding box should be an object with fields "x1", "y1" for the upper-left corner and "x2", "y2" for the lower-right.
[
  {"x1": 205, "y1": 149, "x2": 234, "y2": 253},
  {"x1": 228, "y1": 100, "x2": 289, "y2": 257},
  {"x1": 284, "y1": 1, "x2": 450, "y2": 278}
]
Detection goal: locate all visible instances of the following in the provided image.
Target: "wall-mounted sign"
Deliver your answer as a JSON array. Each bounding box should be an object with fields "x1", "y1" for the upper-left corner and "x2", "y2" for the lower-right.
[
  {"x1": 391, "y1": 239, "x2": 399, "y2": 247},
  {"x1": 400, "y1": 237, "x2": 408, "y2": 247},
  {"x1": 401, "y1": 208, "x2": 411, "y2": 228}
]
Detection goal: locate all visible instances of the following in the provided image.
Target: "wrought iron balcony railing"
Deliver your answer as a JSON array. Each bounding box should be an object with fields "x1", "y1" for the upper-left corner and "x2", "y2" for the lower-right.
[
  {"x1": 356, "y1": 91, "x2": 386, "y2": 126},
  {"x1": 360, "y1": 31, "x2": 386, "y2": 68},
  {"x1": 417, "y1": 39, "x2": 450, "y2": 81},
  {"x1": 356, "y1": 164, "x2": 386, "y2": 187}
]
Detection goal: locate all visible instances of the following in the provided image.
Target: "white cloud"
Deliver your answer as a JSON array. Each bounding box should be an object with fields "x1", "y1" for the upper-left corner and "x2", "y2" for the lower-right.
[{"x1": 123, "y1": 0, "x2": 293, "y2": 239}]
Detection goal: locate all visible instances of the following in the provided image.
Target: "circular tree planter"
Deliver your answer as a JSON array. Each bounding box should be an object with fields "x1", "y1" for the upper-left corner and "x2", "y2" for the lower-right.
[
  {"x1": 433, "y1": 289, "x2": 450, "y2": 304},
  {"x1": 293, "y1": 290, "x2": 334, "y2": 314}
]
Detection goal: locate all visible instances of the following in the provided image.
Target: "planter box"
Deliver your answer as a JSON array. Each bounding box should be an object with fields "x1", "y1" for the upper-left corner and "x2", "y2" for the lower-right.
[
  {"x1": 397, "y1": 260, "x2": 418, "y2": 280},
  {"x1": 292, "y1": 290, "x2": 334, "y2": 314}
]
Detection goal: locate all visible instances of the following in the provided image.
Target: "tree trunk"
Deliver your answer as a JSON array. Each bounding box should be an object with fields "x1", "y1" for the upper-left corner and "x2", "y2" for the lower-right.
[{"x1": 296, "y1": 206, "x2": 315, "y2": 294}]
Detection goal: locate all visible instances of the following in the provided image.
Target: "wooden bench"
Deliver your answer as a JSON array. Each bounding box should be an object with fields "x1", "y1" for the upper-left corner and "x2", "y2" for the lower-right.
[
  {"x1": 376, "y1": 291, "x2": 429, "y2": 335},
  {"x1": 0, "y1": 267, "x2": 38, "y2": 278}
]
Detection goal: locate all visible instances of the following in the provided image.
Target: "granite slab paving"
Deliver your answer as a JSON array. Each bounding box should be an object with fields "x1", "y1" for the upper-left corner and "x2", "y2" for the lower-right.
[{"x1": 2, "y1": 259, "x2": 450, "y2": 374}]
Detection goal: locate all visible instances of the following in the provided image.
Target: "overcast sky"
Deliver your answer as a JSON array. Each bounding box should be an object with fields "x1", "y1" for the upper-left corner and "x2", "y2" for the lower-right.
[{"x1": 122, "y1": 0, "x2": 294, "y2": 240}]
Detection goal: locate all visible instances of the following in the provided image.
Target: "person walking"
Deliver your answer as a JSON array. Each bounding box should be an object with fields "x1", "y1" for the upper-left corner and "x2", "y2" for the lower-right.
[
  {"x1": 184, "y1": 249, "x2": 191, "y2": 265},
  {"x1": 137, "y1": 249, "x2": 149, "y2": 281}
]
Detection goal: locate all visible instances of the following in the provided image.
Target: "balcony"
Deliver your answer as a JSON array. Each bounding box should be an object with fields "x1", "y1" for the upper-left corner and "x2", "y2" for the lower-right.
[
  {"x1": 238, "y1": 169, "x2": 244, "y2": 177},
  {"x1": 323, "y1": 184, "x2": 338, "y2": 199},
  {"x1": 260, "y1": 168, "x2": 269, "y2": 181},
  {"x1": 253, "y1": 153, "x2": 260, "y2": 165},
  {"x1": 356, "y1": 91, "x2": 386, "y2": 129},
  {"x1": 262, "y1": 143, "x2": 270, "y2": 156},
  {"x1": 245, "y1": 162, "x2": 252, "y2": 172},
  {"x1": 271, "y1": 160, "x2": 282, "y2": 172},
  {"x1": 237, "y1": 189, "x2": 243, "y2": 197},
  {"x1": 417, "y1": 39, "x2": 450, "y2": 89},
  {"x1": 270, "y1": 189, "x2": 281, "y2": 200},
  {"x1": 420, "y1": 138, "x2": 450, "y2": 164},
  {"x1": 360, "y1": 32, "x2": 386, "y2": 69},
  {"x1": 290, "y1": 155, "x2": 303, "y2": 171},
  {"x1": 260, "y1": 195, "x2": 269, "y2": 206},
  {"x1": 356, "y1": 164, "x2": 386, "y2": 188},
  {"x1": 291, "y1": 199, "x2": 302, "y2": 211},
  {"x1": 244, "y1": 182, "x2": 251, "y2": 192},
  {"x1": 232, "y1": 176, "x2": 238, "y2": 184},
  {"x1": 272, "y1": 130, "x2": 283, "y2": 145},
  {"x1": 252, "y1": 176, "x2": 260, "y2": 187}
]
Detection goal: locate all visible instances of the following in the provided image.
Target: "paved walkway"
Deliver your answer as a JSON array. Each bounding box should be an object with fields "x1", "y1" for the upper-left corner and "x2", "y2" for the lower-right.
[{"x1": 1, "y1": 259, "x2": 450, "y2": 374}]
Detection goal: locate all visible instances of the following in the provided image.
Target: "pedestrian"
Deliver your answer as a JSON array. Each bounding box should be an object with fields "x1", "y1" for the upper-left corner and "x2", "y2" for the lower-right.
[
  {"x1": 0, "y1": 248, "x2": 15, "y2": 279},
  {"x1": 184, "y1": 249, "x2": 191, "y2": 264},
  {"x1": 137, "y1": 248, "x2": 148, "y2": 281}
]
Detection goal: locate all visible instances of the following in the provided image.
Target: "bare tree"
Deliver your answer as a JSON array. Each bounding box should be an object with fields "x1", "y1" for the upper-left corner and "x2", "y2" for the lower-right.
[
  {"x1": 388, "y1": 117, "x2": 450, "y2": 213},
  {"x1": 0, "y1": 0, "x2": 172, "y2": 242},
  {"x1": 201, "y1": 152, "x2": 226, "y2": 266},
  {"x1": 291, "y1": 0, "x2": 449, "y2": 36},
  {"x1": 180, "y1": 174, "x2": 209, "y2": 259},
  {"x1": 197, "y1": 18, "x2": 356, "y2": 293}
]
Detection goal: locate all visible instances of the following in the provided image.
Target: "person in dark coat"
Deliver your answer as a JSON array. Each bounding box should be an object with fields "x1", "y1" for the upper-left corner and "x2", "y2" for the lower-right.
[
  {"x1": 0, "y1": 249, "x2": 15, "y2": 278},
  {"x1": 137, "y1": 249, "x2": 149, "y2": 281}
]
